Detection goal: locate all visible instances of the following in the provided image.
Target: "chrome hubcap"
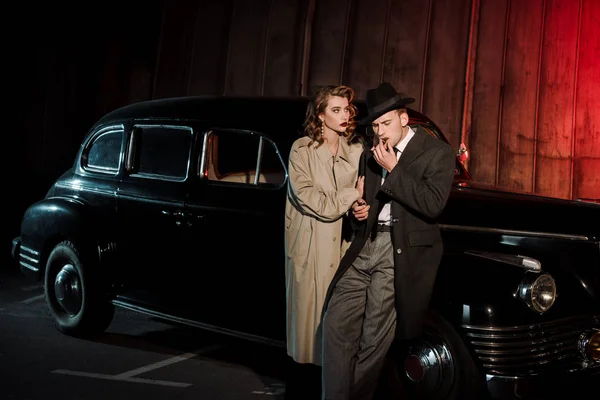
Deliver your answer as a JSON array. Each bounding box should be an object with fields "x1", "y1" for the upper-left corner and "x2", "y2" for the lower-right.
[
  {"x1": 403, "y1": 332, "x2": 455, "y2": 399},
  {"x1": 54, "y1": 264, "x2": 82, "y2": 315}
]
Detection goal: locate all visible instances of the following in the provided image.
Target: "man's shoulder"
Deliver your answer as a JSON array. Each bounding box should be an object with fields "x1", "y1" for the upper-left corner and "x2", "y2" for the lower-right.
[{"x1": 418, "y1": 130, "x2": 453, "y2": 153}]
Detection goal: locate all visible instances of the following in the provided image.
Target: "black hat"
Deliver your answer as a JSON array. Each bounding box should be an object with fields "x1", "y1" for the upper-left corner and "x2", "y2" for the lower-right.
[{"x1": 359, "y1": 82, "x2": 415, "y2": 125}]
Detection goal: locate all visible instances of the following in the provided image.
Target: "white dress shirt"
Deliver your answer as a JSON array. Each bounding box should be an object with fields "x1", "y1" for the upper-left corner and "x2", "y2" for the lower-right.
[{"x1": 377, "y1": 126, "x2": 416, "y2": 225}]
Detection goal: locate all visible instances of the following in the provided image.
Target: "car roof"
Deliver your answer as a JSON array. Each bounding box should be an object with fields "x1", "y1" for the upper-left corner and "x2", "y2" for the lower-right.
[
  {"x1": 93, "y1": 95, "x2": 448, "y2": 142},
  {"x1": 95, "y1": 96, "x2": 310, "y2": 126}
]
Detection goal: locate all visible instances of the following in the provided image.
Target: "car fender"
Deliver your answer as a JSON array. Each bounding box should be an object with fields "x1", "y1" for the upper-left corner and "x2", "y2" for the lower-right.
[
  {"x1": 19, "y1": 196, "x2": 111, "y2": 278},
  {"x1": 432, "y1": 250, "x2": 533, "y2": 326}
]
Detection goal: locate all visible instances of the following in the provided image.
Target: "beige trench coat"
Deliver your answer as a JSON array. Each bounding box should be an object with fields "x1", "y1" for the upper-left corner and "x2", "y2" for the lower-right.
[{"x1": 285, "y1": 135, "x2": 363, "y2": 364}]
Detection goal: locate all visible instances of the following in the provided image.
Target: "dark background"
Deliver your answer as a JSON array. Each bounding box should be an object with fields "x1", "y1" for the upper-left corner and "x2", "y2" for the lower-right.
[{"x1": 5, "y1": 0, "x2": 600, "y2": 269}]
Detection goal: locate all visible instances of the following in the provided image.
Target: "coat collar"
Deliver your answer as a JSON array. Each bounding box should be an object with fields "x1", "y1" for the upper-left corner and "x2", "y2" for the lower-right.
[{"x1": 315, "y1": 136, "x2": 353, "y2": 164}]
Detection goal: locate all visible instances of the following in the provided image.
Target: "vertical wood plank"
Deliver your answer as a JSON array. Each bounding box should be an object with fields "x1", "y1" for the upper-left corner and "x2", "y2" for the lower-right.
[
  {"x1": 307, "y1": 0, "x2": 353, "y2": 92},
  {"x1": 21, "y1": 48, "x2": 53, "y2": 191},
  {"x1": 262, "y1": 0, "x2": 308, "y2": 96},
  {"x1": 382, "y1": 0, "x2": 431, "y2": 110},
  {"x1": 224, "y1": 0, "x2": 271, "y2": 95},
  {"x1": 469, "y1": 0, "x2": 508, "y2": 185},
  {"x1": 125, "y1": 1, "x2": 168, "y2": 103},
  {"x1": 498, "y1": 0, "x2": 544, "y2": 191},
  {"x1": 97, "y1": 41, "x2": 129, "y2": 116},
  {"x1": 343, "y1": 0, "x2": 390, "y2": 98},
  {"x1": 188, "y1": 0, "x2": 234, "y2": 95},
  {"x1": 535, "y1": 0, "x2": 579, "y2": 199},
  {"x1": 422, "y1": 0, "x2": 472, "y2": 149},
  {"x1": 573, "y1": 0, "x2": 600, "y2": 200},
  {"x1": 459, "y1": 0, "x2": 480, "y2": 172},
  {"x1": 152, "y1": 0, "x2": 199, "y2": 99},
  {"x1": 42, "y1": 49, "x2": 77, "y2": 182}
]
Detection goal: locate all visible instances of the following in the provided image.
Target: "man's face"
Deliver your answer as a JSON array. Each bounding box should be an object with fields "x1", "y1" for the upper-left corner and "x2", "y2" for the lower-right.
[
  {"x1": 320, "y1": 95, "x2": 350, "y2": 133},
  {"x1": 371, "y1": 109, "x2": 408, "y2": 147}
]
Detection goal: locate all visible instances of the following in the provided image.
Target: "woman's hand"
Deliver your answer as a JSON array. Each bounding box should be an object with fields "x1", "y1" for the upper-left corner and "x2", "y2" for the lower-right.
[{"x1": 356, "y1": 175, "x2": 365, "y2": 200}]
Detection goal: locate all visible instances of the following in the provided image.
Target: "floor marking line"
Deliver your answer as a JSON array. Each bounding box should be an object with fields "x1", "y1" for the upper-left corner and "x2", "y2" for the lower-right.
[
  {"x1": 21, "y1": 284, "x2": 43, "y2": 292},
  {"x1": 51, "y1": 370, "x2": 192, "y2": 387},
  {"x1": 115, "y1": 344, "x2": 220, "y2": 378},
  {"x1": 20, "y1": 294, "x2": 45, "y2": 304}
]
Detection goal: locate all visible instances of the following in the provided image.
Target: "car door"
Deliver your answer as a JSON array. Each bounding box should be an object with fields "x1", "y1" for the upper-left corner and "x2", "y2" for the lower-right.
[
  {"x1": 114, "y1": 123, "x2": 194, "y2": 314},
  {"x1": 181, "y1": 128, "x2": 288, "y2": 341}
]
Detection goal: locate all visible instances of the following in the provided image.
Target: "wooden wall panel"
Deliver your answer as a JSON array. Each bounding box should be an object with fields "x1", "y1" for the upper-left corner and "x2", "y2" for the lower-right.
[
  {"x1": 307, "y1": 0, "x2": 353, "y2": 92},
  {"x1": 469, "y1": 0, "x2": 508, "y2": 185},
  {"x1": 498, "y1": 0, "x2": 544, "y2": 191},
  {"x1": 41, "y1": 51, "x2": 80, "y2": 184},
  {"x1": 422, "y1": 0, "x2": 472, "y2": 149},
  {"x1": 573, "y1": 0, "x2": 600, "y2": 200},
  {"x1": 535, "y1": 0, "x2": 579, "y2": 199},
  {"x1": 125, "y1": 4, "x2": 164, "y2": 104},
  {"x1": 224, "y1": 0, "x2": 271, "y2": 95},
  {"x1": 10, "y1": 0, "x2": 600, "y2": 206},
  {"x1": 262, "y1": 0, "x2": 308, "y2": 96},
  {"x1": 96, "y1": 41, "x2": 130, "y2": 117},
  {"x1": 343, "y1": 0, "x2": 390, "y2": 98},
  {"x1": 19, "y1": 49, "x2": 51, "y2": 180},
  {"x1": 153, "y1": 1, "x2": 199, "y2": 99},
  {"x1": 382, "y1": 0, "x2": 431, "y2": 110},
  {"x1": 188, "y1": 0, "x2": 234, "y2": 95}
]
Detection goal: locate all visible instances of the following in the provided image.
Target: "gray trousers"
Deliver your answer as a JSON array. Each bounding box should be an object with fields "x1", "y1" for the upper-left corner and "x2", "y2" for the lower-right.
[{"x1": 321, "y1": 232, "x2": 396, "y2": 400}]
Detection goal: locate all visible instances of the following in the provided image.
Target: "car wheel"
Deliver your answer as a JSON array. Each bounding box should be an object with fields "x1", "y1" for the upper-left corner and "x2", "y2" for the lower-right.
[
  {"x1": 378, "y1": 309, "x2": 486, "y2": 400},
  {"x1": 44, "y1": 240, "x2": 114, "y2": 336}
]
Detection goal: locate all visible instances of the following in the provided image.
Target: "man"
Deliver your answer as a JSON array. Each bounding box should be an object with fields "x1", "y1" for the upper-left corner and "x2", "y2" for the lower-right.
[{"x1": 321, "y1": 82, "x2": 456, "y2": 400}]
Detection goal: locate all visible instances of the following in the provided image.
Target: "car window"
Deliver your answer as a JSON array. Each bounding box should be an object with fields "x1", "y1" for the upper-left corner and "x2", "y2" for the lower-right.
[
  {"x1": 201, "y1": 129, "x2": 286, "y2": 188},
  {"x1": 82, "y1": 127, "x2": 123, "y2": 174},
  {"x1": 128, "y1": 125, "x2": 192, "y2": 181}
]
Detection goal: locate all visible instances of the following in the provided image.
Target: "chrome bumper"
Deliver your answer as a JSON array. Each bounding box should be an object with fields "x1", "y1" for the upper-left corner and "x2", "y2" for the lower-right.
[{"x1": 486, "y1": 368, "x2": 599, "y2": 399}]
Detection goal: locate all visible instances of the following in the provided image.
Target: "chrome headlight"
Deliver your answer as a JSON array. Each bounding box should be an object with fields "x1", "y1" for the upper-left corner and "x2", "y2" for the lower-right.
[
  {"x1": 578, "y1": 329, "x2": 600, "y2": 363},
  {"x1": 517, "y1": 273, "x2": 556, "y2": 313}
]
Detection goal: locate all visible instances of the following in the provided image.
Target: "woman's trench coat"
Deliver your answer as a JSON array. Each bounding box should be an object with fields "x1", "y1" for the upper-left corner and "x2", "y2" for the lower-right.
[{"x1": 285, "y1": 135, "x2": 363, "y2": 364}]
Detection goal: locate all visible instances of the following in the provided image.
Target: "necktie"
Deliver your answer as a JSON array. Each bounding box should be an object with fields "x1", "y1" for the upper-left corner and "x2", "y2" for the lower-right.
[{"x1": 374, "y1": 147, "x2": 400, "y2": 239}]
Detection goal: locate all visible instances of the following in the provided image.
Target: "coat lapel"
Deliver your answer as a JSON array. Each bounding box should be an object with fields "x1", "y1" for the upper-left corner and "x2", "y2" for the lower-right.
[
  {"x1": 365, "y1": 153, "x2": 382, "y2": 203},
  {"x1": 397, "y1": 128, "x2": 426, "y2": 168}
]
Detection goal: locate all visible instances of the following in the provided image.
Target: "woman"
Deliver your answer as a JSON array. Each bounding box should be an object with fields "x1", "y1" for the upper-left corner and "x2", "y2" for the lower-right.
[{"x1": 285, "y1": 85, "x2": 366, "y2": 372}]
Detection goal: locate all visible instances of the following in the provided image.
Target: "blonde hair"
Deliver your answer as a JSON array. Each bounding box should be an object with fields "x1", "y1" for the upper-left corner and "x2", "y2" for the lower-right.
[{"x1": 304, "y1": 85, "x2": 358, "y2": 147}]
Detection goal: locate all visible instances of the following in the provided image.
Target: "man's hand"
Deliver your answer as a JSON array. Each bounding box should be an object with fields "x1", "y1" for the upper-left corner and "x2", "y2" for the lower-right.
[
  {"x1": 372, "y1": 140, "x2": 397, "y2": 172},
  {"x1": 352, "y1": 199, "x2": 369, "y2": 221}
]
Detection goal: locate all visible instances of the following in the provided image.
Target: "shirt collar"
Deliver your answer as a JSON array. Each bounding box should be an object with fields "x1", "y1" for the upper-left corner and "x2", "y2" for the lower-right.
[{"x1": 394, "y1": 126, "x2": 415, "y2": 155}]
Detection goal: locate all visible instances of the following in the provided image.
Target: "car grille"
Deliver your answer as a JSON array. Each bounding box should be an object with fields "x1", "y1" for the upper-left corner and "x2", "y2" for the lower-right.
[{"x1": 462, "y1": 315, "x2": 600, "y2": 376}]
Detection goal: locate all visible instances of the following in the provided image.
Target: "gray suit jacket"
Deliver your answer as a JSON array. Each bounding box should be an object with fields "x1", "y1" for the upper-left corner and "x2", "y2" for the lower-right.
[{"x1": 325, "y1": 128, "x2": 456, "y2": 339}]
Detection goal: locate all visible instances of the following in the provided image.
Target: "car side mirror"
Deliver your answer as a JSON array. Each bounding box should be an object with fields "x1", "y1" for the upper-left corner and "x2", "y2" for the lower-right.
[{"x1": 457, "y1": 143, "x2": 469, "y2": 162}]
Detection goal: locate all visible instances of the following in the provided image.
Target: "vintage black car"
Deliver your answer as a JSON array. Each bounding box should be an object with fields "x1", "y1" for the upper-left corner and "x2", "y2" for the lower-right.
[{"x1": 11, "y1": 96, "x2": 600, "y2": 399}]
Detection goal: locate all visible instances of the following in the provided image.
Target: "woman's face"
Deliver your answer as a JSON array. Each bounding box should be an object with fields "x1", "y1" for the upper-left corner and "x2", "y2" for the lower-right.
[{"x1": 320, "y1": 95, "x2": 350, "y2": 133}]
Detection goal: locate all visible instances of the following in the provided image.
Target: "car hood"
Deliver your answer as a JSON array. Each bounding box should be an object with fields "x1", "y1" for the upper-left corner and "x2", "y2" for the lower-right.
[{"x1": 441, "y1": 180, "x2": 600, "y2": 239}]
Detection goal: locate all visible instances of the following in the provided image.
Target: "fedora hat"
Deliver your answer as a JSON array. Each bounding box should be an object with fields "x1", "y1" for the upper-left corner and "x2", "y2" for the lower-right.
[{"x1": 359, "y1": 82, "x2": 415, "y2": 125}]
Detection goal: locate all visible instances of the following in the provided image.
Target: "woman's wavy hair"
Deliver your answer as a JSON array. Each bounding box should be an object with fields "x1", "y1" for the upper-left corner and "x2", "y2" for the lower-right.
[{"x1": 303, "y1": 85, "x2": 358, "y2": 147}]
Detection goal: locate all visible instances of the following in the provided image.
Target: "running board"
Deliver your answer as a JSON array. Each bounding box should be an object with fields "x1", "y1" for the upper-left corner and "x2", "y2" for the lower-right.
[{"x1": 112, "y1": 299, "x2": 285, "y2": 349}]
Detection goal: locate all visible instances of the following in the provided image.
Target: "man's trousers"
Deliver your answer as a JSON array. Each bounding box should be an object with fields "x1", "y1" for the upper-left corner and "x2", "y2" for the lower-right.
[{"x1": 321, "y1": 232, "x2": 397, "y2": 400}]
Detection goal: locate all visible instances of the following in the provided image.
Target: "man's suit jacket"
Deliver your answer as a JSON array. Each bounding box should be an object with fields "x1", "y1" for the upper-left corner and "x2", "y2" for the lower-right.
[{"x1": 324, "y1": 128, "x2": 456, "y2": 340}]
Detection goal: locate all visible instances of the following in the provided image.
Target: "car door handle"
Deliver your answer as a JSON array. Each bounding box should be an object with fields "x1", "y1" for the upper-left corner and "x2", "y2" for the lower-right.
[
  {"x1": 161, "y1": 210, "x2": 184, "y2": 217},
  {"x1": 184, "y1": 212, "x2": 204, "y2": 220}
]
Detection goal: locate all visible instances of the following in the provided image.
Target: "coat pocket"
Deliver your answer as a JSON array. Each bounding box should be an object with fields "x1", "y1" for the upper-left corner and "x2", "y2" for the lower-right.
[{"x1": 408, "y1": 228, "x2": 438, "y2": 247}]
